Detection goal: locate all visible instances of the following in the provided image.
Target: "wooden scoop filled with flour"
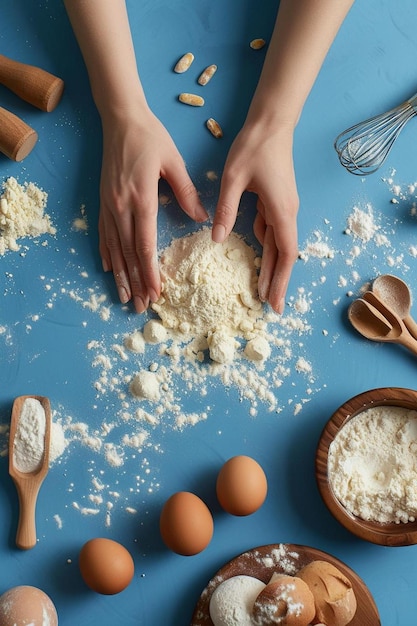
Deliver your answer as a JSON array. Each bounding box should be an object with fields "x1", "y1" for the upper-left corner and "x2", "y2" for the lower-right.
[{"x1": 9, "y1": 395, "x2": 51, "y2": 550}]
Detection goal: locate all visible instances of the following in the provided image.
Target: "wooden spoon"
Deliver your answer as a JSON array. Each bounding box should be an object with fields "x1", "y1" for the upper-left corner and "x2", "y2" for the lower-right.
[
  {"x1": 348, "y1": 296, "x2": 417, "y2": 356},
  {"x1": 372, "y1": 274, "x2": 417, "y2": 340},
  {"x1": 9, "y1": 395, "x2": 51, "y2": 550}
]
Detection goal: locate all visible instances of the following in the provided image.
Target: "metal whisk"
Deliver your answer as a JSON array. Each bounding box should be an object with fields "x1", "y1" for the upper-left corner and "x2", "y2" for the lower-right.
[{"x1": 334, "y1": 92, "x2": 417, "y2": 175}]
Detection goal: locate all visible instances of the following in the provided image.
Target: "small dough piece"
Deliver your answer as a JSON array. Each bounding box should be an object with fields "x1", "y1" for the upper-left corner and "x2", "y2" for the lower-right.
[
  {"x1": 244, "y1": 335, "x2": 271, "y2": 361},
  {"x1": 252, "y1": 575, "x2": 315, "y2": 626},
  {"x1": 297, "y1": 561, "x2": 357, "y2": 626},
  {"x1": 209, "y1": 575, "x2": 266, "y2": 626},
  {"x1": 130, "y1": 370, "x2": 160, "y2": 401},
  {"x1": 143, "y1": 319, "x2": 168, "y2": 344},
  {"x1": 207, "y1": 330, "x2": 237, "y2": 364},
  {"x1": 124, "y1": 330, "x2": 145, "y2": 353}
]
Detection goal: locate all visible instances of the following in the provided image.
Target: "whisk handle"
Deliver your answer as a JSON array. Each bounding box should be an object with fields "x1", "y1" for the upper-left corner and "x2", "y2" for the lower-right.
[{"x1": 407, "y1": 92, "x2": 417, "y2": 113}]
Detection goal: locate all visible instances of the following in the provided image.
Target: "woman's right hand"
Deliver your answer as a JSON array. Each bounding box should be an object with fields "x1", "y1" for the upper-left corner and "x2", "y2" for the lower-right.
[{"x1": 98, "y1": 108, "x2": 208, "y2": 313}]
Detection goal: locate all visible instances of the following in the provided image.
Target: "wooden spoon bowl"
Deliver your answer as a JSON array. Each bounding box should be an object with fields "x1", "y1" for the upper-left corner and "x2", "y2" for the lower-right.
[
  {"x1": 316, "y1": 387, "x2": 417, "y2": 546},
  {"x1": 9, "y1": 395, "x2": 51, "y2": 550}
]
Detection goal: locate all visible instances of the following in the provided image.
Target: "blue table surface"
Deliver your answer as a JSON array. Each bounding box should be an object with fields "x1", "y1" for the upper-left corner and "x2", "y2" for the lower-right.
[{"x1": 1, "y1": 1, "x2": 417, "y2": 624}]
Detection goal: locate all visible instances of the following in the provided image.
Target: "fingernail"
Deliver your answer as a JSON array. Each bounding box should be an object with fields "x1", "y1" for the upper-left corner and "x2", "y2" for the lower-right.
[
  {"x1": 134, "y1": 296, "x2": 148, "y2": 314},
  {"x1": 149, "y1": 288, "x2": 159, "y2": 304},
  {"x1": 118, "y1": 286, "x2": 130, "y2": 304},
  {"x1": 197, "y1": 204, "x2": 209, "y2": 222},
  {"x1": 277, "y1": 297, "x2": 285, "y2": 314},
  {"x1": 102, "y1": 259, "x2": 111, "y2": 272},
  {"x1": 212, "y1": 224, "x2": 226, "y2": 243}
]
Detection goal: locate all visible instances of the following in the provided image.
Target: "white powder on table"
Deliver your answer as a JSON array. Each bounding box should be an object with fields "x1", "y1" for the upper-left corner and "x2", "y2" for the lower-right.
[
  {"x1": 0, "y1": 177, "x2": 56, "y2": 255},
  {"x1": 328, "y1": 406, "x2": 417, "y2": 523},
  {"x1": 345, "y1": 204, "x2": 378, "y2": 243},
  {"x1": 152, "y1": 227, "x2": 263, "y2": 341}
]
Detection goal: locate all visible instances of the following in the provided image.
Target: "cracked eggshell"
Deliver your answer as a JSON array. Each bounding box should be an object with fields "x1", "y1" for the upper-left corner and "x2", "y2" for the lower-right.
[{"x1": 297, "y1": 560, "x2": 357, "y2": 626}]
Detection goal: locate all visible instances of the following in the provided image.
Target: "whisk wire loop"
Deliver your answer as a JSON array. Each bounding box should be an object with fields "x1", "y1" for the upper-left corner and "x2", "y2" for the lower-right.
[{"x1": 335, "y1": 91, "x2": 417, "y2": 175}]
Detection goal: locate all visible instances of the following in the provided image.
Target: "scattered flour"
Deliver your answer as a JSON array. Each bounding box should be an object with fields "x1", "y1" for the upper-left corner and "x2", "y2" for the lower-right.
[
  {"x1": 2, "y1": 168, "x2": 417, "y2": 527},
  {"x1": 298, "y1": 231, "x2": 335, "y2": 262},
  {"x1": 345, "y1": 204, "x2": 378, "y2": 243},
  {"x1": 72, "y1": 204, "x2": 88, "y2": 231},
  {"x1": 0, "y1": 177, "x2": 56, "y2": 255}
]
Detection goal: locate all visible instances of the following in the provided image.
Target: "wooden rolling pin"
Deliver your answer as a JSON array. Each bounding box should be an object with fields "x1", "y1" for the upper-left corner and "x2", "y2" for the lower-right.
[
  {"x1": 0, "y1": 54, "x2": 64, "y2": 112},
  {"x1": 0, "y1": 107, "x2": 37, "y2": 161}
]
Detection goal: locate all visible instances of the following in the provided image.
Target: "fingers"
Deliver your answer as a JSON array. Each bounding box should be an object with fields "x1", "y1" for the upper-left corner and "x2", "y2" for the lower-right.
[
  {"x1": 99, "y1": 191, "x2": 160, "y2": 314},
  {"x1": 256, "y1": 200, "x2": 298, "y2": 314},
  {"x1": 165, "y1": 159, "x2": 208, "y2": 224},
  {"x1": 253, "y1": 211, "x2": 266, "y2": 246},
  {"x1": 212, "y1": 173, "x2": 244, "y2": 244},
  {"x1": 100, "y1": 165, "x2": 205, "y2": 314}
]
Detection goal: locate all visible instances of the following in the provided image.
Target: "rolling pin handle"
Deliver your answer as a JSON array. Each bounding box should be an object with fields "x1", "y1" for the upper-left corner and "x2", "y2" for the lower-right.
[
  {"x1": 0, "y1": 107, "x2": 38, "y2": 161},
  {"x1": 0, "y1": 54, "x2": 64, "y2": 112}
]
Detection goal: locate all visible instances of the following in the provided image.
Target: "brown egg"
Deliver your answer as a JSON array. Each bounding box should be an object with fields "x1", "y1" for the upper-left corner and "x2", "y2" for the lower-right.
[
  {"x1": 216, "y1": 455, "x2": 268, "y2": 515},
  {"x1": 0, "y1": 585, "x2": 58, "y2": 625},
  {"x1": 160, "y1": 491, "x2": 214, "y2": 555},
  {"x1": 79, "y1": 537, "x2": 135, "y2": 594},
  {"x1": 252, "y1": 575, "x2": 315, "y2": 626}
]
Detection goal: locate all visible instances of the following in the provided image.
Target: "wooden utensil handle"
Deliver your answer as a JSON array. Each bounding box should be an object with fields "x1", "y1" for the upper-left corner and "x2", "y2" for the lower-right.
[
  {"x1": 14, "y1": 480, "x2": 40, "y2": 550},
  {"x1": 0, "y1": 54, "x2": 64, "y2": 112},
  {"x1": 405, "y1": 315, "x2": 417, "y2": 342},
  {"x1": 0, "y1": 107, "x2": 37, "y2": 161},
  {"x1": 399, "y1": 332, "x2": 417, "y2": 357}
]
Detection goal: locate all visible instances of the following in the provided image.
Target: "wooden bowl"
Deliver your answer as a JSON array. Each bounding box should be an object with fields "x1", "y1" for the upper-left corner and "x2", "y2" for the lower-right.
[
  {"x1": 191, "y1": 543, "x2": 380, "y2": 625},
  {"x1": 316, "y1": 387, "x2": 417, "y2": 546}
]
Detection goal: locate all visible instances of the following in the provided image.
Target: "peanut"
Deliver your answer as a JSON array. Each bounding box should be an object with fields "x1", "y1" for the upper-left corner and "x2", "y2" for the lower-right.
[
  {"x1": 179, "y1": 93, "x2": 205, "y2": 107},
  {"x1": 206, "y1": 118, "x2": 223, "y2": 138},
  {"x1": 174, "y1": 52, "x2": 194, "y2": 73},
  {"x1": 250, "y1": 38, "x2": 266, "y2": 50},
  {"x1": 198, "y1": 64, "x2": 217, "y2": 86}
]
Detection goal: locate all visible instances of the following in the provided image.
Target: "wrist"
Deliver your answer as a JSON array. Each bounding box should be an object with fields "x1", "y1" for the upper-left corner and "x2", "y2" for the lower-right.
[{"x1": 94, "y1": 87, "x2": 150, "y2": 125}]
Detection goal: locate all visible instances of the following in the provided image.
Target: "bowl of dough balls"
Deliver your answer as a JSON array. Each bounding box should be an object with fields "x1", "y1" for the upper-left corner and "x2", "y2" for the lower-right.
[
  {"x1": 191, "y1": 543, "x2": 380, "y2": 626},
  {"x1": 316, "y1": 386, "x2": 417, "y2": 547}
]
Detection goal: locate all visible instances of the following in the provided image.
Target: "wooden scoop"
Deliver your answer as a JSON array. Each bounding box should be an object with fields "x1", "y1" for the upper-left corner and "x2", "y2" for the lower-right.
[
  {"x1": 372, "y1": 274, "x2": 417, "y2": 340},
  {"x1": 348, "y1": 295, "x2": 417, "y2": 356},
  {"x1": 0, "y1": 54, "x2": 64, "y2": 112},
  {"x1": 9, "y1": 395, "x2": 51, "y2": 550}
]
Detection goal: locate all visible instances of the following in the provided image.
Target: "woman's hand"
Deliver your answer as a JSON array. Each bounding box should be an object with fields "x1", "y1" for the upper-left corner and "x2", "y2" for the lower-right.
[
  {"x1": 213, "y1": 121, "x2": 299, "y2": 313},
  {"x1": 99, "y1": 108, "x2": 208, "y2": 313}
]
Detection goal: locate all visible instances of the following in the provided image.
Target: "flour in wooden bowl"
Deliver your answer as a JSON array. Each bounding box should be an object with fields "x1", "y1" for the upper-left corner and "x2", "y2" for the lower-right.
[{"x1": 328, "y1": 406, "x2": 417, "y2": 524}]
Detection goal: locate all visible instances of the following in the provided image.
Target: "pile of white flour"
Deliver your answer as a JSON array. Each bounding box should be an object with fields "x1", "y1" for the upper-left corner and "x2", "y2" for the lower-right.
[
  {"x1": 153, "y1": 228, "x2": 262, "y2": 340},
  {"x1": 328, "y1": 406, "x2": 417, "y2": 523},
  {"x1": 0, "y1": 177, "x2": 56, "y2": 255}
]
